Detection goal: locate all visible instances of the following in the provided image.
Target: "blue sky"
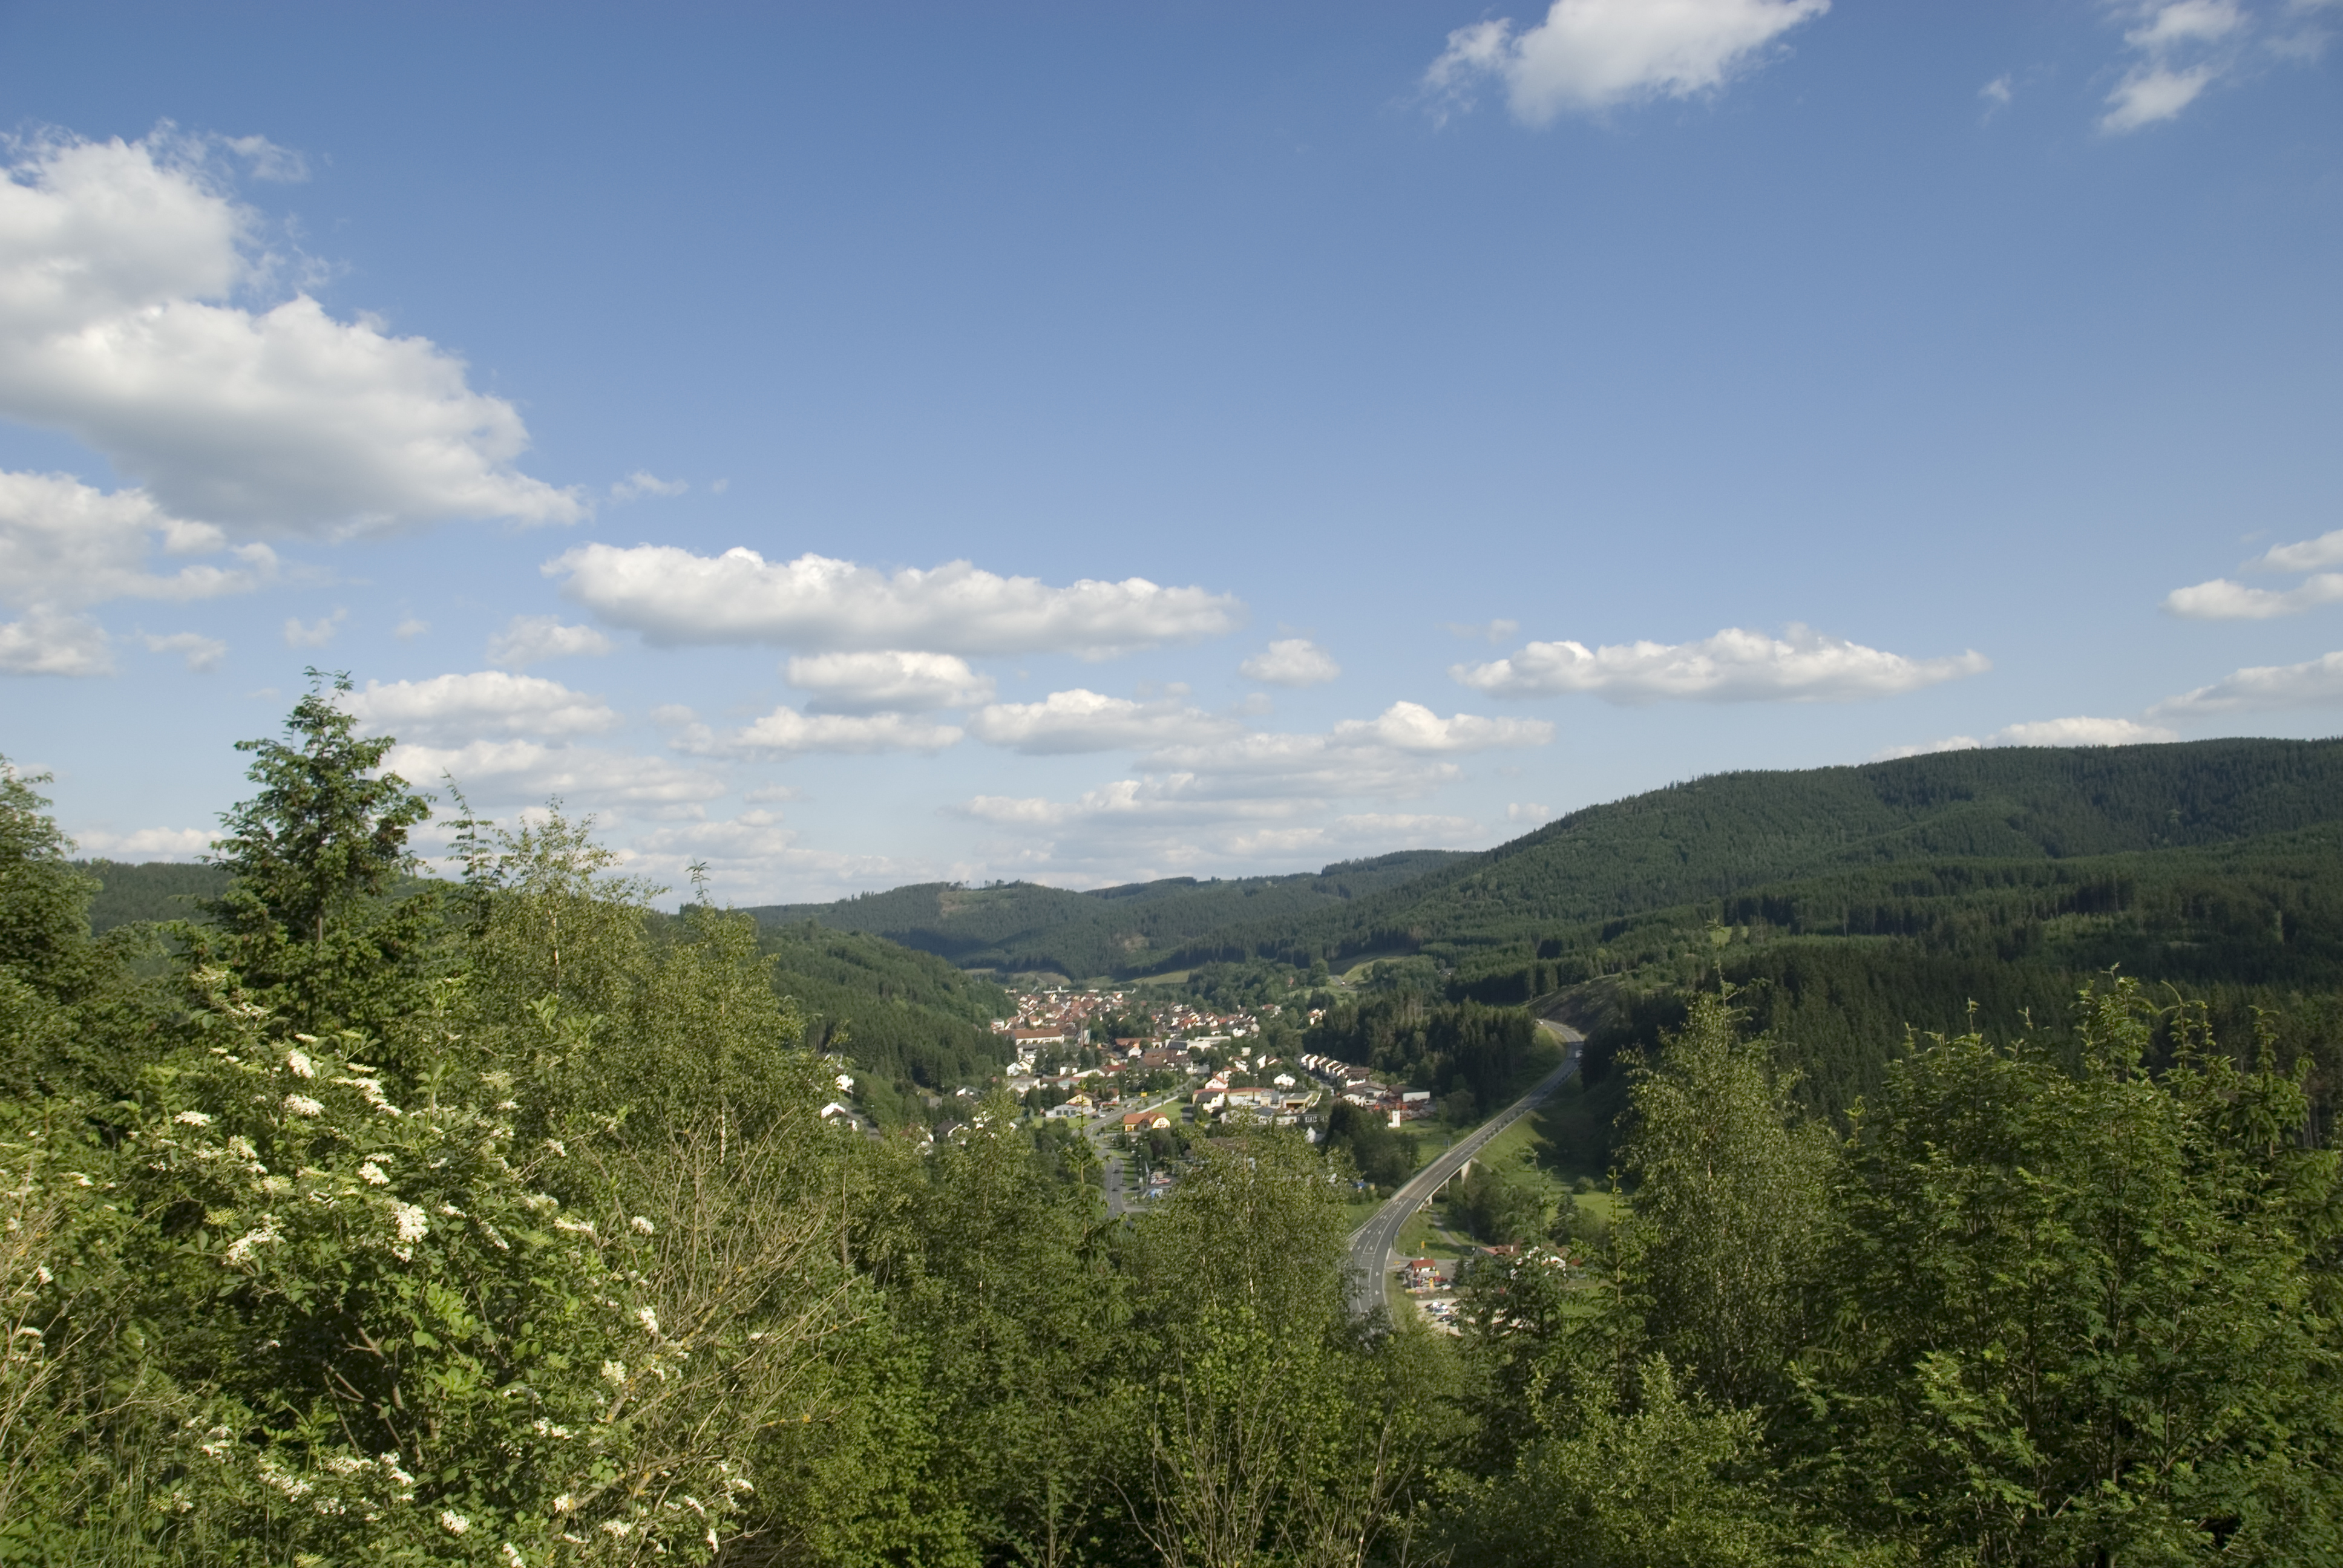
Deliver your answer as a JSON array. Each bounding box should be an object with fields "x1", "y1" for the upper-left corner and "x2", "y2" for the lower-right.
[{"x1": 2, "y1": 1, "x2": 2339, "y2": 903}]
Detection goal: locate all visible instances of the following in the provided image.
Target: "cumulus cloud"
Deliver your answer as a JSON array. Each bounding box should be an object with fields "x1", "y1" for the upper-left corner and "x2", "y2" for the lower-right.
[
  {"x1": 956, "y1": 699, "x2": 1550, "y2": 869},
  {"x1": 0, "y1": 131, "x2": 582, "y2": 537},
  {"x1": 341, "y1": 671, "x2": 620, "y2": 746},
  {"x1": 785, "y1": 649, "x2": 994, "y2": 713},
  {"x1": 1507, "y1": 802, "x2": 1551, "y2": 823},
  {"x1": 1453, "y1": 624, "x2": 1988, "y2": 703},
  {"x1": 966, "y1": 688, "x2": 1239, "y2": 755},
  {"x1": 620, "y1": 811, "x2": 945, "y2": 905},
  {"x1": 71, "y1": 823, "x2": 212, "y2": 858},
  {"x1": 1424, "y1": 0, "x2": 1829, "y2": 125},
  {"x1": 2149, "y1": 650, "x2": 2343, "y2": 718},
  {"x1": 957, "y1": 769, "x2": 1492, "y2": 880},
  {"x1": 1240, "y1": 638, "x2": 1341, "y2": 687},
  {"x1": 2163, "y1": 573, "x2": 2343, "y2": 619},
  {"x1": 548, "y1": 544, "x2": 1244, "y2": 658},
  {"x1": 2252, "y1": 528, "x2": 2343, "y2": 574},
  {"x1": 1993, "y1": 716, "x2": 2179, "y2": 746},
  {"x1": 138, "y1": 630, "x2": 226, "y2": 671},
  {"x1": 1331, "y1": 701, "x2": 1553, "y2": 753},
  {"x1": 0, "y1": 608, "x2": 112, "y2": 676},
  {"x1": 488, "y1": 614, "x2": 614, "y2": 668},
  {"x1": 673, "y1": 705, "x2": 962, "y2": 759},
  {"x1": 0, "y1": 469, "x2": 276, "y2": 611},
  {"x1": 1871, "y1": 716, "x2": 2178, "y2": 760},
  {"x1": 609, "y1": 471, "x2": 687, "y2": 503},
  {"x1": 384, "y1": 738, "x2": 726, "y2": 808}
]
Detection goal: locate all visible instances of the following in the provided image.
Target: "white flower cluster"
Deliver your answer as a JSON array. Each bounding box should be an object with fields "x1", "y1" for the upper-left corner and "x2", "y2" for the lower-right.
[
  {"x1": 390, "y1": 1202, "x2": 428, "y2": 1260},
  {"x1": 223, "y1": 1218, "x2": 281, "y2": 1267}
]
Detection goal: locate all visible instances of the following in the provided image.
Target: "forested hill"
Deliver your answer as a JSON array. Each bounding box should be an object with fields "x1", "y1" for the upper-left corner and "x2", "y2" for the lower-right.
[
  {"x1": 1153, "y1": 737, "x2": 2343, "y2": 970},
  {"x1": 739, "y1": 849, "x2": 1469, "y2": 979},
  {"x1": 77, "y1": 858, "x2": 229, "y2": 932}
]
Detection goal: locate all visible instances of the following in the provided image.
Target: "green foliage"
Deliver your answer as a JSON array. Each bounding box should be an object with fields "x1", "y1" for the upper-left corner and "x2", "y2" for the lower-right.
[
  {"x1": 1614, "y1": 993, "x2": 1831, "y2": 1409},
  {"x1": 1303, "y1": 992, "x2": 1536, "y2": 1108},
  {"x1": 757, "y1": 920, "x2": 1012, "y2": 1120},
  {"x1": 74, "y1": 860, "x2": 230, "y2": 933},
  {"x1": 187, "y1": 669, "x2": 444, "y2": 1040},
  {"x1": 1322, "y1": 1100, "x2": 1418, "y2": 1189},
  {"x1": 1794, "y1": 980, "x2": 2343, "y2": 1562}
]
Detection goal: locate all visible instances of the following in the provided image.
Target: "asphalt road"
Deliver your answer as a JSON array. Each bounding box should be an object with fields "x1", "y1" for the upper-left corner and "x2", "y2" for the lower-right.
[{"x1": 1342, "y1": 1021, "x2": 1584, "y2": 1321}]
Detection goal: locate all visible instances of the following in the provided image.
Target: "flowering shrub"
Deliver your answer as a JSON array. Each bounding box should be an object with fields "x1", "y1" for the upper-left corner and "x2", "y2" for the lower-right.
[{"x1": 125, "y1": 968, "x2": 785, "y2": 1564}]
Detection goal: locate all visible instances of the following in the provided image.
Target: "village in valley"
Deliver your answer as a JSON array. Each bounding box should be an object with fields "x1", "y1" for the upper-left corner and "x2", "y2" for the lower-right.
[{"x1": 805, "y1": 983, "x2": 1593, "y2": 1324}]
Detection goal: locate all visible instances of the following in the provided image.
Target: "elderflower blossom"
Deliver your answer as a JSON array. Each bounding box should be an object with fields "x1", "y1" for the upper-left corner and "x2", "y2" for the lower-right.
[
  {"x1": 224, "y1": 1219, "x2": 281, "y2": 1266},
  {"x1": 358, "y1": 1162, "x2": 389, "y2": 1186},
  {"x1": 635, "y1": 1306, "x2": 659, "y2": 1338},
  {"x1": 629, "y1": 1215, "x2": 655, "y2": 1235},
  {"x1": 441, "y1": 1509, "x2": 470, "y2": 1535},
  {"x1": 285, "y1": 1048, "x2": 316, "y2": 1079},
  {"x1": 390, "y1": 1203, "x2": 428, "y2": 1259},
  {"x1": 283, "y1": 1094, "x2": 323, "y2": 1118},
  {"x1": 174, "y1": 1110, "x2": 213, "y2": 1127},
  {"x1": 503, "y1": 1546, "x2": 526, "y2": 1567},
  {"x1": 600, "y1": 1359, "x2": 626, "y2": 1385}
]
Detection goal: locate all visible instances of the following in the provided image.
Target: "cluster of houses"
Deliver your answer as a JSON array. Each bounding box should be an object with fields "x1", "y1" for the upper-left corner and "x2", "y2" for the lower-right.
[
  {"x1": 1296, "y1": 1053, "x2": 1436, "y2": 1125},
  {"x1": 991, "y1": 987, "x2": 1269, "y2": 1058}
]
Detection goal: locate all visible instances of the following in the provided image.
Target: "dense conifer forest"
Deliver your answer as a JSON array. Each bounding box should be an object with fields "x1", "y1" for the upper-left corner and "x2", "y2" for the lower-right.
[{"x1": 5, "y1": 688, "x2": 2341, "y2": 1564}]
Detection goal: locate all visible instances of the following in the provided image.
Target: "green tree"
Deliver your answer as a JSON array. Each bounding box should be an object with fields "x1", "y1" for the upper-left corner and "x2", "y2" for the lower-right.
[
  {"x1": 1616, "y1": 990, "x2": 1830, "y2": 1410},
  {"x1": 191, "y1": 670, "x2": 441, "y2": 1038},
  {"x1": 1798, "y1": 979, "x2": 2343, "y2": 1563}
]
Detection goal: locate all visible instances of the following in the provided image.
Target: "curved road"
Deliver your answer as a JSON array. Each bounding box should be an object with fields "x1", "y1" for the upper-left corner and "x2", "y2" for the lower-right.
[{"x1": 1343, "y1": 1021, "x2": 1584, "y2": 1320}]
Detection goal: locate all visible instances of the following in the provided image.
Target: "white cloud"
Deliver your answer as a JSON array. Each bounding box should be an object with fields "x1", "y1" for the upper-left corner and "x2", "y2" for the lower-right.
[
  {"x1": 0, "y1": 607, "x2": 111, "y2": 676},
  {"x1": 2252, "y1": 528, "x2": 2343, "y2": 573},
  {"x1": 1991, "y1": 716, "x2": 2178, "y2": 746},
  {"x1": 384, "y1": 737, "x2": 726, "y2": 808},
  {"x1": 70, "y1": 823, "x2": 212, "y2": 858},
  {"x1": 609, "y1": 471, "x2": 687, "y2": 503},
  {"x1": 785, "y1": 649, "x2": 994, "y2": 713},
  {"x1": 548, "y1": 544, "x2": 1244, "y2": 658},
  {"x1": 283, "y1": 609, "x2": 346, "y2": 647},
  {"x1": 395, "y1": 617, "x2": 430, "y2": 641},
  {"x1": 1980, "y1": 74, "x2": 2015, "y2": 111},
  {"x1": 2163, "y1": 573, "x2": 2343, "y2": 619},
  {"x1": 1331, "y1": 701, "x2": 1553, "y2": 753},
  {"x1": 674, "y1": 705, "x2": 962, "y2": 759},
  {"x1": 342, "y1": 671, "x2": 620, "y2": 746},
  {"x1": 0, "y1": 469, "x2": 276, "y2": 610},
  {"x1": 0, "y1": 132, "x2": 583, "y2": 537},
  {"x1": 2102, "y1": 63, "x2": 2223, "y2": 129},
  {"x1": 1240, "y1": 638, "x2": 1341, "y2": 687},
  {"x1": 487, "y1": 614, "x2": 614, "y2": 668},
  {"x1": 2150, "y1": 650, "x2": 2343, "y2": 717},
  {"x1": 1453, "y1": 624, "x2": 1988, "y2": 702},
  {"x1": 620, "y1": 811, "x2": 943, "y2": 906},
  {"x1": 138, "y1": 630, "x2": 226, "y2": 671},
  {"x1": 1870, "y1": 735, "x2": 1983, "y2": 761},
  {"x1": 1424, "y1": 0, "x2": 1829, "y2": 125},
  {"x1": 1507, "y1": 802, "x2": 1551, "y2": 823},
  {"x1": 1872, "y1": 716, "x2": 2177, "y2": 760},
  {"x1": 2100, "y1": 1, "x2": 2246, "y2": 131},
  {"x1": 966, "y1": 688, "x2": 1238, "y2": 754}
]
